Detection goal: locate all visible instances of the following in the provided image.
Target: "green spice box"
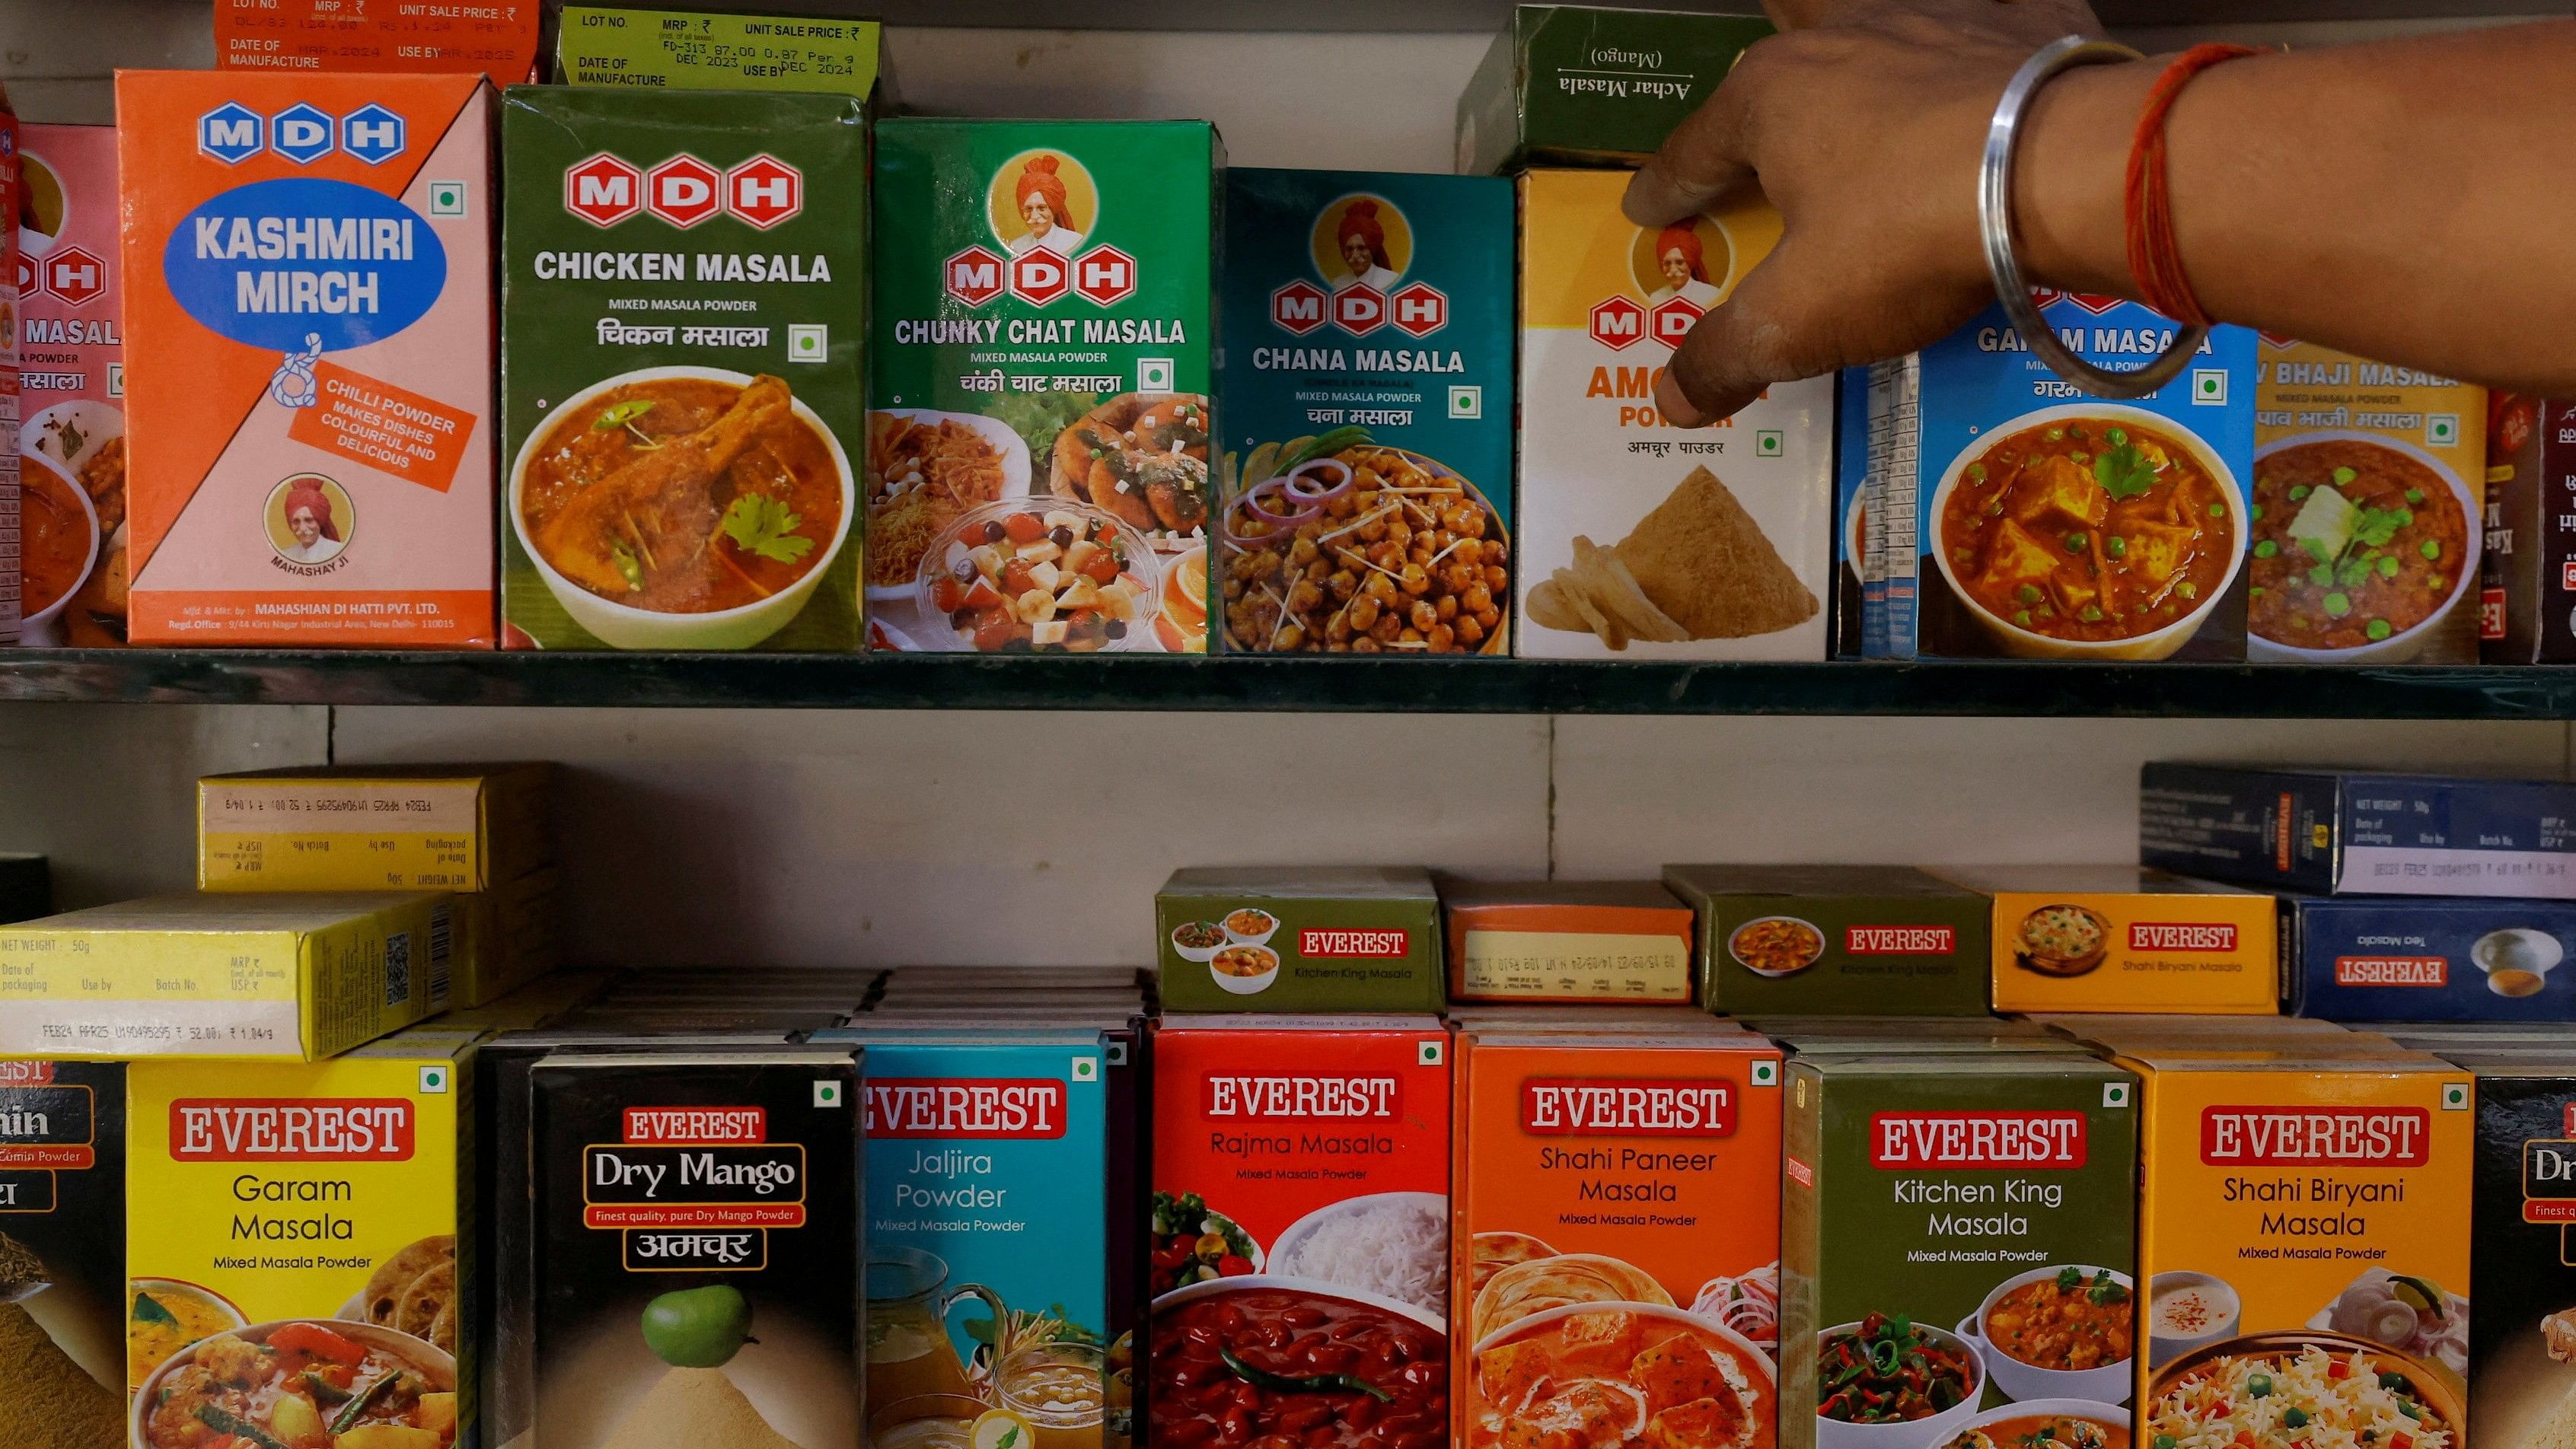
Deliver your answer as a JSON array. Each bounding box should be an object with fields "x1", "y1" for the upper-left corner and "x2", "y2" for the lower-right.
[
  {"x1": 1156, "y1": 867, "x2": 1443, "y2": 1013},
  {"x1": 1666, "y1": 865, "x2": 1994, "y2": 1017},
  {"x1": 1456, "y1": 5, "x2": 1774, "y2": 174}
]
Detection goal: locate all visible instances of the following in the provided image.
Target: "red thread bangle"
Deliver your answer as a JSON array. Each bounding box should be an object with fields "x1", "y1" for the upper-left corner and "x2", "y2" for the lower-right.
[{"x1": 2124, "y1": 43, "x2": 2259, "y2": 326}]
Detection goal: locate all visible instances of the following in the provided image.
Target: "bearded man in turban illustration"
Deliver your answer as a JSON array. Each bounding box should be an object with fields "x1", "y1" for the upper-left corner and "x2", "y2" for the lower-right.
[
  {"x1": 1329, "y1": 199, "x2": 1401, "y2": 294},
  {"x1": 1008, "y1": 154, "x2": 1086, "y2": 256},
  {"x1": 279, "y1": 479, "x2": 346, "y2": 565},
  {"x1": 1648, "y1": 225, "x2": 1722, "y2": 308}
]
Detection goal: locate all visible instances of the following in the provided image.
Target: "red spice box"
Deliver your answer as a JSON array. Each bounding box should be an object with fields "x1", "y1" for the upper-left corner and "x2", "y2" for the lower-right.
[
  {"x1": 117, "y1": 72, "x2": 498, "y2": 647},
  {"x1": 1148, "y1": 1015, "x2": 1451, "y2": 1449}
]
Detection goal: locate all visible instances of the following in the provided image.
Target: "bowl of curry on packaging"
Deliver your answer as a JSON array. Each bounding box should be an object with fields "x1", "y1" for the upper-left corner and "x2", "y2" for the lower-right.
[
  {"x1": 134, "y1": 1318, "x2": 457, "y2": 1449},
  {"x1": 1209, "y1": 944, "x2": 1281, "y2": 995},
  {"x1": 2246, "y1": 432, "x2": 2481, "y2": 664},
  {"x1": 510, "y1": 365, "x2": 858, "y2": 651},
  {"x1": 1956, "y1": 1264, "x2": 2135, "y2": 1407},
  {"x1": 1170, "y1": 919, "x2": 1229, "y2": 963},
  {"x1": 2016, "y1": 904, "x2": 2113, "y2": 978}
]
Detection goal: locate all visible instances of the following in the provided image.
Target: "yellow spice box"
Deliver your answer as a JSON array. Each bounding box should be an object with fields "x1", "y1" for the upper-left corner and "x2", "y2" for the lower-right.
[
  {"x1": 126, "y1": 1027, "x2": 476, "y2": 1447},
  {"x1": 198, "y1": 763, "x2": 553, "y2": 893},
  {"x1": 1941, "y1": 866, "x2": 2282, "y2": 1014},
  {"x1": 0, "y1": 893, "x2": 455, "y2": 1060}
]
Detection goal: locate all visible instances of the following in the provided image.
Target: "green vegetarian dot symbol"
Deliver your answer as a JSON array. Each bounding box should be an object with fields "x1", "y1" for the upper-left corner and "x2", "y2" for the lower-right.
[{"x1": 644, "y1": 1284, "x2": 757, "y2": 1368}]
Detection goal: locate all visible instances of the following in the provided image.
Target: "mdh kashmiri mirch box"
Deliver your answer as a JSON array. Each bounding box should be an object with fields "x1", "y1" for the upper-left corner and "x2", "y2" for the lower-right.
[{"x1": 118, "y1": 72, "x2": 499, "y2": 647}]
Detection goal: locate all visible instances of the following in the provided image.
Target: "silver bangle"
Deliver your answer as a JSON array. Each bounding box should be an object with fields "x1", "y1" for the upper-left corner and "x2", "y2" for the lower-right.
[{"x1": 1980, "y1": 35, "x2": 2205, "y2": 400}]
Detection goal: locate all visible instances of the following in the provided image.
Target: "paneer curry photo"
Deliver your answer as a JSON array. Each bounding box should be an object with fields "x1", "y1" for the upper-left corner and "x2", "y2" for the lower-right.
[{"x1": 135, "y1": 1318, "x2": 457, "y2": 1449}]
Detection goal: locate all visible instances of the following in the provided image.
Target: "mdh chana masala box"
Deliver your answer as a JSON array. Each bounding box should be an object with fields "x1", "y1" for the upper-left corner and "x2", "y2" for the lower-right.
[{"x1": 117, "y1": 72, "x2": 499, "y2": 647}]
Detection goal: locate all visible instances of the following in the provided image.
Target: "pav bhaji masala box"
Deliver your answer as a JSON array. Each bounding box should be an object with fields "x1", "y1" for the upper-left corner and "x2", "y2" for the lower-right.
[{"x1": 117, "y1": 72, "x2": 499, "y2": 647}]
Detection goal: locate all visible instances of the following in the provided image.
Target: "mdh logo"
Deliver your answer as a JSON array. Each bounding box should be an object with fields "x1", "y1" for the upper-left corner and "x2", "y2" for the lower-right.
[
  {"x1": 564, "y1": 151, "x2": 803, "y2": 231},
  {"x1": 946, "y1": 243, "x2": 1143, "y2": 309},
  {"x1": 1296, "y1": 282, "x2": 1449, "y2": 340},
  {"x1": 199, "y1": 101, "x2": 406, "y2": 167}
]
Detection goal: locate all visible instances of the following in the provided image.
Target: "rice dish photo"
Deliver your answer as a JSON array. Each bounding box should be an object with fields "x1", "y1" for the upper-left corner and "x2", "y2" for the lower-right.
[
  {"x1": 2146, "y1": 1345, "x2": 2453, "y2": 1448},
  {"x1": 1270, "y1": 1193, "x2": 1449, "y2": 1318}
]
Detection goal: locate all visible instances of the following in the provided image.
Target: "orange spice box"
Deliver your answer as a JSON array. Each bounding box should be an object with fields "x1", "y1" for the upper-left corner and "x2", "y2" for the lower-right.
[
  {"x1": 1452, "y1": 1017, "x2": 1785, "y2": 1448},
  {"x1": 117, "y1": 72, "x2": 498, "y2": 646}
]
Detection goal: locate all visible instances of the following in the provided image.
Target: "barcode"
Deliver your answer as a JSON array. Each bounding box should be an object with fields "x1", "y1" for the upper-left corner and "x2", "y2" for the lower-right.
[
  {"x1": 384, "y1": 931, "x2": 411, "y2": 1006},
  {"x1": 426, "y1": 905, "x2": 453, "y2": 1011}
]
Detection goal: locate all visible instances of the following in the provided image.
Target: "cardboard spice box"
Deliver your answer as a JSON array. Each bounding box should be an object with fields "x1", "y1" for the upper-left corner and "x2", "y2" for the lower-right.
[
  {"x1": 215, "y1": 0, "x2": 541, "y2": 84},
  {"x1": 2141, "y1": 762, "x2": 2576, "y2": 900},
  {"x1": 1156, "y1": 866, "x2": 1444, "y2": 1014},
  {"x1": 1441, "y1": 878, "x2": 1695, "y2": 1003},
  {"x1": 2445, "y1": 1047, "x2": 2576, "y2": 1449},
  {"x1": 2278, "y1": 892, "x2": 2576, "y2": 1021},
  {"x1": 0, "y1": 1058, "x2": 125, "y2": 1440},
  {"x1": 1940, "y1": 866, "x2": 2281, "y2": 1016},
  {"x1": 1453, "y1": 1021, "x2": 1786, "y2": 1449},
  {"x1": 1781, "y1": 1049, "x2": 2141, "y2": 1448},
  {"x1": 552, "y1": 6, "x2": 888, "y2": 100},
  {"x1": 1665, "y1": 865, "x2": 1994, "y2": 1017},
  {"x1": 2479, "y1": 392, "x2": 2576, "y2": 662},
  {"x1": 1455, "y1": 5, "x2": 1773, "y2": 175},
  {"x1": 16, "y1": 122, "x2": 126, "y2": 648}
]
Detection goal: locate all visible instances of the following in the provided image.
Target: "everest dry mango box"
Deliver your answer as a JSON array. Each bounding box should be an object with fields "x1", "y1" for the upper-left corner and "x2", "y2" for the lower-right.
[
  {"x1": 0, "y1": 892, "x2": 452, "y2": 1060},
  {"x1": 17, "y1": 122, "x2": 128, "y2": 649},
  {"x1": 117, "y1": 72, "x2": 499, "y2": 647},
  {"x1": 2448, "y1": 1051, "x2": 2576, "y2": 1449},
  {"x1": 1516, "y1": 168, "x2": 1829, "y2": 660}
]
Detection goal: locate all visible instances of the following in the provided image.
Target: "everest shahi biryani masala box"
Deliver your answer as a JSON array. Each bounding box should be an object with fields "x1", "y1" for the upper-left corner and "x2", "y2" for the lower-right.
[
  {"x1": 117, "y1": 72, "x2": 497, "y2": 647},
  {"x1": 1517, "y1": 167, "x2": 1828, "y2": 660},
  {"x1": 1454, "y1": 1020, "x2": 1785, "y2": 1449},
  {"x1": 1148, "y1": 1017, "x2": 1449, "y2": 1449}
]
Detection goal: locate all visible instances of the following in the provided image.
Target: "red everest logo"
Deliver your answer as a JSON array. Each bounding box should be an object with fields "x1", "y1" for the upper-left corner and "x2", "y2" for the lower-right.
[
  {"x1": 2130, "y1": 922, "x2": 2238, "y2": 952},
  {"x1": 171, "y1": 1100, "x2": 414, "y2": 1161},
  {"x1": 1847, "y1": 925, "x2": 1958, "y2": 955},
  {"x1": 1271, "y1": 279, "x2": 1327, "y2": 336},
  {"x1": 1201, "y1": 1075, "x2": 1400, "y2": 1119},
  {"x1": 2334, "y1": 956, "x2": 2447, "y2": 988},
  {"x1": 1522, "y1": 1078, "x2": 1736, "y2": 1137},
  {"x1": 1870, "y1": 1112, "x2": 2087, "y2": 1169},
  {"x1": 1650, "y1": 297, "x2": 1703, "y2": 348},
  {"x1": 0, "y1": 1062, "x2": 53, "y2": 1086},
  {"x1": 623, "y1": 1107, "x2": 767, "y2": 1144},
  {"x1": 945, "y1": 246, "x2": 1006, "y2": 307},
  {"x1": 2200, "y1": 1107, "x2": 2429, "y2": 1167},
  {"x1": 1590, "y1": 295, "x2": 1647, "y2": 350},
  {"x1": 866, "y1": 1079, "x2": 1068, "y2": 1140},
  {"x1": 41, "y1": 247, "x2": 107, "y2": 307},
  {"x1": 563, "y1": 151, "x2": 804, "y2": 230},
  {"x1": 1390, "y1": 282, "x2": 1447, "y2": 339},
  {"x1": 1299, "y1": 928, "x2": 1408, "y2": 958}
]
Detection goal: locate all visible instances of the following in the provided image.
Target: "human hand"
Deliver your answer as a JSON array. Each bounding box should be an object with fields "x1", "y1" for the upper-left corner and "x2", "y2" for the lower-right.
[{"x1": 1623, "y1": 0, "x2": 2109, "y2": 425}]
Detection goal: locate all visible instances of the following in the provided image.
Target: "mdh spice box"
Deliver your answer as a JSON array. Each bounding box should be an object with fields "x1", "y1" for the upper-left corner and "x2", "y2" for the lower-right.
[
  {"x1": 2252, "y1": 338, "x2": 2485, "y2": 663},
  {"x1": 1516, "y1": 167, "x2": 1829, "y2": 660},
  {"x1": 1217, "y1": 167, "x2": 1513, "y2": 655},
  {"x1": 125, "y1": 1029, "x2": 477, "y2": 1446},
  {"x1": 1454, "y1": 1023, "x2": 1786, "y2": 1449},
  {"x1": 118, "y1": 72, "x2": 499, "y2": 646},
  {"x1": 1156, "y1": 867, "x2": 1443, "y2": 1014},
  {"x1": 1148, "y1": 1017, "x2": 1449, "y2": 1449},
  {"x1": 1441, "y1": 878, "x2": 1695, "y2": 1004},
  {"x1": 1866, "y1": 299, "x2": 2258, "y2": 661},
  {"x1": 871, "y1": 119, "x2": 1219, "y2": 654},
  {"x1": 501, "y1": 86, "x2": 869, "y2": 651},
  {"x1": 2447, "y1": 1049, "x2": 2576, "y2": 1449},
  {"x1": 1782, "y1": 1049, "x2": 2140, "y2": 1449},
  {"x1": 2479, "y1": 393, "x2": 2576, "y2": 662},
  {"x1": 2122, "y1": 1046, "x2": 2472, "y2": 1447},
  {"x1": 16, "y1": 122, "x2": 126, "y2": 648},
  {"x1": 1664, "y1": 865, "x2": 1993, "y2": 1017},
  {"x1": 1941, "y1": 866, "x2": 2281, "y2": 1016},
  {"x1": 0, "y1": 1059, "x2": 125, "y2": 1442}
]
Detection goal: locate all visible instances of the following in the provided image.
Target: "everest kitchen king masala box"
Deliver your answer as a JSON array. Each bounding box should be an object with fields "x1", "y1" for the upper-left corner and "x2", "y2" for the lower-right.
[
  {"x1": 1454, "y1": 1021, "x2": 1786, "y2": 1449},
  {"x1": 0, "y1": 1058, "x2": 126, "y2": 1441},
  {"x1": 1148, "y1": 1017, "x2": 1449, "y2": 1449},
  {"x1": 1516, "y1": 168, "x2": 1828, "y2": 659},
  {"x1": 117, "y1": 72, "x2": 499, "y2": 646},
  {"x1": 17, "y1": 123, "x2": 128, "y2": 648}
]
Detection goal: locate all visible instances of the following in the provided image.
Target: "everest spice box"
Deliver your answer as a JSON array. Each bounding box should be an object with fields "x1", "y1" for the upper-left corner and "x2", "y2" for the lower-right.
[
  {"x1": 1516, "y1": 168, "x2": 1830, "y2": 660},
  {"x1": 2121, "y1": 1046, "x2": 2472, "y2": 1441},
  {"x1": 517, "y1": 1049, "x2": 862, "y2": 1449},
  {"x1": 1218, "y1": 167, "x2": 1514, "y2": 655},
  {"x1": 500, "y1": 86, "x2": 869, "y2": 652},
  {"x1": 1441, "y1": 878, "x2": 1694, "y2": 1003},
  {"x1": 1455, "y1": 5, "x2": 1772, "y2": 175},
  {"x1": 117, "y1": 72, "x2": 499, "y2": 647},
  {"x1": 2447, "y1": 1051, "x2": 2576, "y2": 1449},
  {"x1": 1943, "y1": 866, "x2": 2281, "y2": 1015},
  {"x1": 2280, "y1": 893, "x2": 2576, "y2": 1021},
  {"x1": 1453, "y1": 1025, "x2": 1785, "y2": 1449},
  {"x1": 2252, "y1": 338, "x2": 2486, "y2": 664},
  {"x1": 199, "y1": 762, "x2": 552, "y2": 892},
  {"x1": 2141, "y1": 762, "x2": 2576, "y2": 900},
  {"x1": 553, "y1": 7, "x2": 886, "y2": 101},
  {"x1": 1156, "y1": 866, "x2": 1443, "y2": 1013},
  {"x1": 869, "y1": 119, "x2": 1220, "y2": 654},
  {"x1": 0, "y1": 1059, "x2": 126, "y2": 1440},
  {"x1": 1147, "y1": 1017, "x2": 1449, "y2": 1449},
  {"x1": 1665, "y1": 865, "x2": 1993, "y2": 1017},
  {"x1": 0, "y1": 891, "x2": 453, "y2": 1059},
  {"x1": 124, "y1": 1027, "x2": 475, "y2": 1438},
  {"x1": 1781, "y1": 1050, "x2": 2140, "y2": 1444},
  {"x1": 16, "y1": 123, "x2": 126, "y2": 648},
  {"x1": 2480, "y1": 393, "x2": 2576, "y2": 662}
]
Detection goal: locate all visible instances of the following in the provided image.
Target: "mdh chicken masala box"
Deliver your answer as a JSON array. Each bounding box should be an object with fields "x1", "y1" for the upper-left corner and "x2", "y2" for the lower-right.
[
  {"x1": 1516, "y1": 167, "x2": 1829, "y2": 660},
  {"x1": 16, "y1": 122, "x2": 127, "y2": 648},
  {"x1": 117, "y1": 72, "x2": 499, "y2": 647},
  {"x1": 0, "y1": 1058, "x2": 126, "y2": 1444},
  {"x1": 1453, "y1": 1020, "x2": 1785, "y2": 1449}
]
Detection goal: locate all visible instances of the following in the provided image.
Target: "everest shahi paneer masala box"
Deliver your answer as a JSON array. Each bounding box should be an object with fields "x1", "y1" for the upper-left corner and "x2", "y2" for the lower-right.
[
  {"x1": 1517, "y1": 167, "x2": 1829, "y2": 660},
  {"x1": 1148, "y1": 1017, "x2": 1449, "y2": 1449},
  {"x1": 0, "y1": 1058, "x2": 126, "y2": 1443},
  {"x1": 870, "y1": 119, "x2": 1219, "y2": 654},
  {"x1": 1454, "y1": 1021, "x2": 1786, "y2": 1449},
  {"x1": 501, "y1": 86, "x2": 870, "y2": 652},
  {"x1": 117, "y1": 72, "x2": 499, "y2": 646},
  {"x1": 1218, "y1": 167, "x2": 1514, "y2": 655},
  {"x1": 16, "y1": 123, "x2": 128, "y2": 648}
]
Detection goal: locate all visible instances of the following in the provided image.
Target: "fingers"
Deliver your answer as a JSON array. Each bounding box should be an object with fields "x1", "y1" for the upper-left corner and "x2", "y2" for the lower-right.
[
  {"x1": 1654, "y1": 249, "x2": 1817, "y2": 427},
  {"x1": 1622, "y1": 64, "x2": 1760, "y2": 228}
]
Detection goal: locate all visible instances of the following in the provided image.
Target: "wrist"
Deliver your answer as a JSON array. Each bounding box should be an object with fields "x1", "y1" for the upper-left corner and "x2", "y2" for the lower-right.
[{"x1": 2010, "y1": 57, "x2": 2156, "y2": 299}]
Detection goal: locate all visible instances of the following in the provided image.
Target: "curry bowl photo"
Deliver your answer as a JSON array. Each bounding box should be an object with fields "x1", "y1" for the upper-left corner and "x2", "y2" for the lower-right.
[
  {"x1": 132, "y1": 1317, "x2": 457, "y2": 1449},
  {"x1": 1219, "y1": 908, "x2": 1280, "y2": 947},
  {"x1": 510, "y1": 365, "x2": 857, "y2": 651},
  {"x1": 1957, "y1": 1264, "x2": 2135, "y2": 1406},
  {"x1": 1815, "y1": 1315, "x2": 1985, "y2": 1448},
  {"x1": 1468, "y1": 1299, "x2": 1776, "y2": 1449},
  {"x1": 1151, "y1": 1275, "x2": 1446, "y2": 1449},
  {"x1": 1728, "y1": 916, "x2": 1826, "y2": 978},
  {"x1": 18, "y1": 452, "x2": 100, "y2": 641},
  {"x1": 128, "y1": 1277, "x2": 248, "y2": 1388},
  {"x1": 2145, "y1": 1330, "x2": 2461, "y2": 1448},
  {"x1": 2016, "y1": 904, "x2": 2112, "y2": 978},
  {"x1": 1929, "y1": 403, "x2": 2244, "y2": 661},
  {"x1": 1209, "y1": 944, "x2": 1280, "y2": 995},
  {"x1": 1169, "y1": 919, "x2": 1229, "y2": 963},
  {"x1": 2246, "y1": 431, "x2": 2479, "y2": 664},
  {"x1": 1935, "y1": 1398, "x2": 2129, "y2": 1449}
]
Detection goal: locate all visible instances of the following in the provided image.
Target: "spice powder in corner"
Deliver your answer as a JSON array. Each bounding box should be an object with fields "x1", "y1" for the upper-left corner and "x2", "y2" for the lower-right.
[
  {"x1": 0, "y1": 1059, "x2": 126, "y2": 1448},
  {"x1": 869, "y1": 119, "x2": 1219, "y2": 654}
]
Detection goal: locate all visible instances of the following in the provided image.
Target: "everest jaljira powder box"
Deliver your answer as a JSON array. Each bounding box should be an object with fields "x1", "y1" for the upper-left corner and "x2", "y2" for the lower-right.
[
  {"x1": 1454, "y1": 1021, "x2": 1786, "y2": 1449},
  {"x1": 1147, "y1": 1016, "x2": 1449, "y2": 1449}
]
